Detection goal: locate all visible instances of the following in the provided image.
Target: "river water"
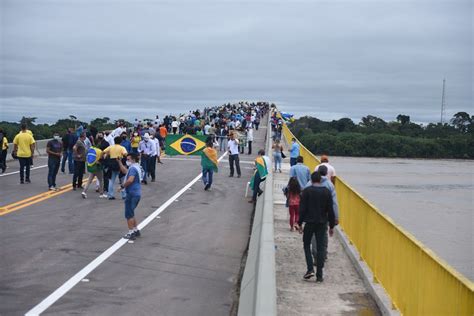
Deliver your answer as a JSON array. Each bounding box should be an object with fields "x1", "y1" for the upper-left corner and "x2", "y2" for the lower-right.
[{"x1": 330, "y1": 157, "x2": 473, "y2": 281}]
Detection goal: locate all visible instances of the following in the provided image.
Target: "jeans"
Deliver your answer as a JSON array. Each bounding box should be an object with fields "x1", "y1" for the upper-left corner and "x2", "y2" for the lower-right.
[
  {"x1": 72, "y1": 161, "x2": 85, "y2": 188},
  {"x1": 141, "y1": 155, "x2": 149, "y2": 180},
  {"x1": 248, "y1": 141, "x2": 252, "y2": 155},
  {"x1": 61, "y1": 149, "x2": 74, "y2": 173},
  {"x1": 290, "y1": 157, "x2": 297, "y2": 166},
  {"x1": 312, "y1": 226, "x2": 329, "y2": 262},
  {"x1": 18, "y1": 157, "x2": 31, "y2": 182},
  {"x1": 202, "y1": 168, "x2": 214, "y2": 187},
  {"x1": 218, "y1": 137, "x2": 227, "y2": 152},
  {"x1": 303, "y1": 222, "x2": 328, "y2": 278},
  {"x1": 252, "y1": 171, "x2": 263, "y2": 201},
  {"x1": 273, "y1": 152, "x2": 282, "y2": 171},
  {"x1": 124, "y1": 195, "x2": 140, "y2": 219},
  {"x1": 47, "y1": 157, "x2": 60, "y2": 188},
  {"x1": 228, "y1": 154, "x2": 241, "y2": 176},
  {"x1": 108, "y1": 171, "x2": 120, "y2": 198}
]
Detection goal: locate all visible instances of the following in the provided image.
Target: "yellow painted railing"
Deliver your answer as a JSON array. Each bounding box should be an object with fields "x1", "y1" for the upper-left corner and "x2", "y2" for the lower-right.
[{"x1": 280, "y1": 120, "x2": 474, "y2": 316}]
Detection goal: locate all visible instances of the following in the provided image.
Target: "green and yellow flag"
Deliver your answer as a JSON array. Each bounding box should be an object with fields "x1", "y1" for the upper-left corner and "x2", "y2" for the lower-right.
[
  {"x1": 201, "y1": 147, "x2": 218, "y2": 172},
  {"x1": 165, "y1": 134, "x2": 207, "y2": 156},
  {"x1": 250, "y1": 156, "x2": 268, "y2": 188}
]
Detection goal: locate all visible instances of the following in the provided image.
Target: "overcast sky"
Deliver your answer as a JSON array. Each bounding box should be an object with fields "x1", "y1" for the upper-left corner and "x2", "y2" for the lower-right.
[{"x1": 1, "y1": 0, "x2": 472, "y2": 124}]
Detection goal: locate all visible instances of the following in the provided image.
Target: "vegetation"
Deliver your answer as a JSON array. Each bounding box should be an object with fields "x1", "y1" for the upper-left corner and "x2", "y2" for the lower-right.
[
  {"x1": 0, "y1": 116, "x2": 130, "y2": 141},
  {"x1": 289, "y1": 112, "x2": 473, "y2": 159}
]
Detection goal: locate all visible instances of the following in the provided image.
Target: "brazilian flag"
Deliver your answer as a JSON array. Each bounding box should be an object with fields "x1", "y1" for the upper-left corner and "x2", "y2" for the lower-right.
[
  {"x1": 165, "y1": 134, "x2": 208, "y2": 156},
  {"x1": 250, "y1": 156, "x2": 268, "y2": 189}
]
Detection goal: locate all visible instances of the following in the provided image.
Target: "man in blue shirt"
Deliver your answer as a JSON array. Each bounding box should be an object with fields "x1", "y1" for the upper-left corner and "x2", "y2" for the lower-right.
[
  {"x1": 289, "y1": 138, "x2": 300, "y2": 166},
  {"x1": 118, "y1": 153, "x2": 142, "y2": 240},
  {"x1": 289, "y1": 156, "x2": 311, "y2": 190}
]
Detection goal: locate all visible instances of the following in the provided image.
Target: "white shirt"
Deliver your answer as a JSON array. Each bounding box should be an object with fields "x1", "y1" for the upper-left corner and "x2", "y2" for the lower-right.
[
  {"x1": 247, "y1": 128, "x2": 254, "y2": 141},
  {"x1": 149, "y1": 138, "x2": 158, "y2": 156},
  {"x1": 316, "y1": 162, "x2": 336, "y2": 179},
  {"x1": 105, "y1": 133, "x2": 115, "y2": 145},
  {"x1": 227, "y1": 139, "x2": 239, "y2": 155},
  {"x1": 111, "y1": 126, "x2": 126, "y2": 138},
  {"x1": 171, "y1": 120, "x2": 179, "y2": 128},
  {"x1": 153, "y1": 138, "x2": 160, "y2": 156}
]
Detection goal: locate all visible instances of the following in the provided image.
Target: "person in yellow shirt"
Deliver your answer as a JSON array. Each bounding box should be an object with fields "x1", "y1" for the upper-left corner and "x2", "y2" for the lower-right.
[
  {"x1": 13, "y1": 124, "x2": 36, "y2": 183},
  {"x1": 103, "y1": 136, "x2": 128, "y2": 199},
  {"x1": 131, "y1": 132, "x2": 141, "y2": 154},
  {"x1": 0, "y1": 128, "x2": 8, "y2": 173}
]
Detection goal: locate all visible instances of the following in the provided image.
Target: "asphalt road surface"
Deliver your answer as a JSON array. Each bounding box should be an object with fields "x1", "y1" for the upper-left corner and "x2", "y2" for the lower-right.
[{"x1": 0, "y1": 122, "x2": 267, "y2": 316}]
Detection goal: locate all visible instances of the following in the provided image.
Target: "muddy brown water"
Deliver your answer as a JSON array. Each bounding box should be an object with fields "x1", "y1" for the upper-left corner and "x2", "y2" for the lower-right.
[{"x1": 330, "y1": 156, "x2": 473, "y2": 281}]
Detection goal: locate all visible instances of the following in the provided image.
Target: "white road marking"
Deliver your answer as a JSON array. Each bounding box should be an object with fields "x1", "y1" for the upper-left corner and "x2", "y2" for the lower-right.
[
  {"x1": 25, "y1": 152, "x2": 228, "y2": 316},
  {"x1": 0, "y1": 164, "x2": 48, "y2": 177}
]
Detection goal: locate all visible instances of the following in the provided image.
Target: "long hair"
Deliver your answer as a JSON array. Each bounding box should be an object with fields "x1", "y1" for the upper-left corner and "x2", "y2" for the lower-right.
[{"x1": 288, "y1": 177, "x2": 301, "y2": 195}]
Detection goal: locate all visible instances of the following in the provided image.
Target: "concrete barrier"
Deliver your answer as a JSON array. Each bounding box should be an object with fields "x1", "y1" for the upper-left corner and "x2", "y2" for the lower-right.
[
  {"x1": 238, "y1": 114, "x2": 277, "y2": 316},
  {"x1": 6, "y1": 139, "x2": 50, "y2": 161}
]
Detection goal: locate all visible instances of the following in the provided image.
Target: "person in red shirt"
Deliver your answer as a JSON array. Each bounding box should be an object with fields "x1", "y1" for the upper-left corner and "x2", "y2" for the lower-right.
[{"x1": 287, "y1": 176, "x2": 301, "y2": 231}]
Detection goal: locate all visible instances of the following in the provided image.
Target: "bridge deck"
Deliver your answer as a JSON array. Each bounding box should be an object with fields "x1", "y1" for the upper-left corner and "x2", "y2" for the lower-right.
[{"x1": 0, "y1": 125, "x2": 267, "y2": 315}]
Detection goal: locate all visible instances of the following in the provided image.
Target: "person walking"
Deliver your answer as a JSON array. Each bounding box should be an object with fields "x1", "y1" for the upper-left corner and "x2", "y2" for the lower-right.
[
  {"x1": 82, "y1": 145, "x2": 107, "y2": 199},
  {"x1": 217, "y1": 125, "x2": 228, "y2": 152},
  {"x1": 103, "y1": 136, "x2": 128, "y2": 199},
  {"x1": 289, "y1": 137, "x2": 300, "y2": 166},
  {"x1": 0, "y1": 129, "x2": 8, "y2": 173},
  {"x1": 46, "y1": 132, "x2": 63, "y2": 190},
  {"x1": 272, "y1": 139, "x2": 283, "y2": 172},
  {"x1": 316, "y1": 155, "x2": 337, "y2": 185},
  {"x1": 12, "y1": 123, "x2": 36, "y2": 184},
  {"x1": 287, "y1": 176, "x2": 301, "y2": 231},
  {"x1": 131, "y1": 132, "x2": 141, "y2": 154},
  {"x1": 72, "y1": 133, "x2": 87, "y2": 190},
  {"x1": 138, "y1": 133, "x2": 153, "y2": 184},
  {"x1": 117, "y1": 153, "x2": 143, "y2": 240},
  {"x1": 298, "y1": 171, "x2": 335, "y2": 283},
  {"x1": 227, "y1": 132, "x2": 241, "y2": 177},
  {"x1": 247, "y1": 127, "x2": 254, "y2": 155},
  {"x1": 61, "y1": 127, "x2": 76, "y2": 174},
  {"x1": 148, "y1": 134, "x2": 158, "y2": 182},
  {"x1": 249, "y1": 149, "x2": 268, "y2": 203},
  {"x1": 201, "y1": 139, "x2": 218, "y2": 190},
  {"x1": 289, "y1": 156, "x2": 311, "y2": 190}
]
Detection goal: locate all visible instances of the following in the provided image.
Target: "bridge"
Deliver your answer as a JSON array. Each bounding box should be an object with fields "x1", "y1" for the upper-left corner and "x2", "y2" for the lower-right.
[{"x1": 1, "y1": 110, "x2": 473, "y2": 315}]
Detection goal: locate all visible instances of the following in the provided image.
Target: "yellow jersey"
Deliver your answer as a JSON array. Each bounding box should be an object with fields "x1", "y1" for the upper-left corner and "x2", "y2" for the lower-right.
[
  {"x1": 13, "y1": 132, "x2": 35, "y2": 158},
  {"x1": 2, "y1": 137, "x2": 8, "y2": 150},
  {"x1": 131, "y1": 136, "x2": 141, "y2": 148},
  {"x1": 103, "y1": 144, "x2": 127, "y2": 159}
]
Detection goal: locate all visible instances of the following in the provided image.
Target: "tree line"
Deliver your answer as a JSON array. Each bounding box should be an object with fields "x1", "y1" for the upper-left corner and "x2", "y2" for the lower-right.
[
  {"x1": 0, "y1": 116, "x2": 134, "y2": 141},
  {"x1": 289, "y1": 112, "x2": 473, "y2": 159}
]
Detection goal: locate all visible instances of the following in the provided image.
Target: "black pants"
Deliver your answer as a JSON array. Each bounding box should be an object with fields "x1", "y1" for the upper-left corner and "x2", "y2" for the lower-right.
[
  {"x1": 0, "y1": 149, "x2": 6, "y2": 172},
  {"x1": 248, "y1": 141, "x2": 252, "y2": 155},
  {"x1": 18, "y1": 157, "x2": 31, "y2": 182},
  {"x1": 228, "y1": 154, "x2": 241, "y2": 176},
  {"x1": 72, "y1": 161, "x2": 85, "y2": 188},
  {"x1": 303, "y1": 222, "x2": 328, "y2": 278},
  {"x1": 148, "y1": 155, "x2": 156, "y2": 180}
]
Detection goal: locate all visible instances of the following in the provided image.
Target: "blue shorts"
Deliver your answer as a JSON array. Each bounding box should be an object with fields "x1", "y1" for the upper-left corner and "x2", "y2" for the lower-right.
[{"x1": 124, "y1": 195, "x2": 140, "y2": 219}]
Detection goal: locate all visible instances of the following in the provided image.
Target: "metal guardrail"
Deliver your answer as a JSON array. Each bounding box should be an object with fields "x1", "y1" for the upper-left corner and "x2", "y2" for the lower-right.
[
  {"x1": 237, "y1": 114, "x2": 277, "y2": 316},
  {"x1": 280, "y1": 116, "x2": 474, "y2": 316}
]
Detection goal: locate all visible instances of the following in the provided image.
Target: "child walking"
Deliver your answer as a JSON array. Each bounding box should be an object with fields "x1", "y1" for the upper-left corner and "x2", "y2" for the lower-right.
[{"x1": 287, "y1": 177, "x2": 301, "y2": 231}]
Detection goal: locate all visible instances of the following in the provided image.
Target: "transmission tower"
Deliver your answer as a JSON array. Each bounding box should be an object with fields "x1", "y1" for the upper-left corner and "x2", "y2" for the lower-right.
[{"x1": 440, "y1": 78, "x2": 446, "y2": 124}]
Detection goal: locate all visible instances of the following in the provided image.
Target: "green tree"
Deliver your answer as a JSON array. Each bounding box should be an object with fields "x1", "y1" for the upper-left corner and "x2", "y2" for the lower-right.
[{"x1": 450, "y1": 112, "x2": 471, "y2": 133}]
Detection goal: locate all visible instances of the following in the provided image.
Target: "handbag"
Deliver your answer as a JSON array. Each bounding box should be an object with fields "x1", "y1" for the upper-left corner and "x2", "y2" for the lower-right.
[{"x1": 281, "y1": 149, "x2": 286, "y2": 159}]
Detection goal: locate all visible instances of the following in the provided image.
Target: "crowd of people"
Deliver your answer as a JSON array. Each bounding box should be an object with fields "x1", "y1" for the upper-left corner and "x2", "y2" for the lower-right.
[{"x1": 4, "y1": 101, "x2": 270, "y2": 240}]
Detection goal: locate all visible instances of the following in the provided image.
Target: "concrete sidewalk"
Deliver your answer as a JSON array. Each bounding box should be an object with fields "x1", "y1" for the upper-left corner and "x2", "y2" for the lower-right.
[{"x1": 272, "y1": 160, "x2": 380, "y2": 316}]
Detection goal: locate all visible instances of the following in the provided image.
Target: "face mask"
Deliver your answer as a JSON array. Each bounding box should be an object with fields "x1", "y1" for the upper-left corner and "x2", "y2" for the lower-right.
[
  {"x1": 54, "y1": 135, "x2": 60, "y2": 140},
  {"x1": 134, "y1": 133, "x2": 138, "y2": 136},
  {"x1": 126, "y1": 160, "x2": 132, "y2": 167}
]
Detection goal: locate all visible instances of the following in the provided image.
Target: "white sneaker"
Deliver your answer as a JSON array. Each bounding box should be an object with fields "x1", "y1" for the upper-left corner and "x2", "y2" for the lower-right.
[
  {"x1": 81, "y1": 192, "x2": 87, "y2": 199},
  {"x1": 49, "y1": 186, "x2": 55, "y2": 191},
  {"x1": 54, "y1": 187, "x2": 60, "y2": 191},
  {"x1": 99, "y1": 194, "x2": 108, "y2": 198}
]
